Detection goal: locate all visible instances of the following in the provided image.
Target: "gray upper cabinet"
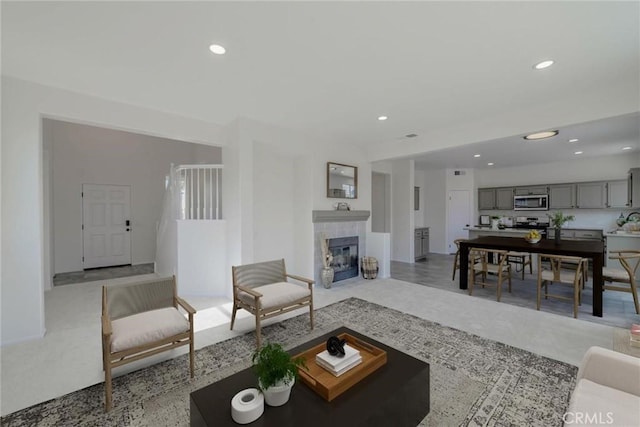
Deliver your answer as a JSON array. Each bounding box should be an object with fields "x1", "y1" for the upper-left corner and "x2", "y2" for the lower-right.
[
  {"x1": 514, "y1": 186, "x2": 548, "y2": 196},
  {"x1": 478, "y1": 188, "x2": 496, "y2": 210},
  {"x1": 495, "y1": 187, "x2": 514, "y2": 210},
  {"x1": 549, "y1": 184, "x2": 575, "y2": 209},
  {"x1": 607, "y1": 180, "x2": 629, "y2": 208},
  {"x1": 576, "y1": 182, "x2": 607, "y2": 208}
]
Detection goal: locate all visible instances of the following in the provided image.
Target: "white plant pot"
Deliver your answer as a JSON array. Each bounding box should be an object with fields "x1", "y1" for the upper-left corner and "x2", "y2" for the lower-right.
[{"x1": 261, "y1": 377, "x2": 295, "y2": 407}]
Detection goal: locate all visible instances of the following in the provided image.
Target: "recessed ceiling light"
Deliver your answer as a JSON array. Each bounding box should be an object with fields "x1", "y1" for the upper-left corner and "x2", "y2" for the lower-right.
[
  {"x1": 378, "y1": 116, "x2": 388, "y2": 121},
  {"x1": 622, "y1": 146, "x2": 632, "y2": 150},
  {"x1": 574, "y1": 151, "x2": 583, "y2": 155},
  {"x1": 473, "y1": 154, "x2": 481, "y2": 158},
  {"x1": 209, "y1": 44, "x2": 226, "y2": 55},
  {"x1": 568, "y1": 138, "x2": 579, "y2": 143},
  {"x1": 487, "y1": 162, "x2": 494, "y2": 166},
  {"x1": 534, "y1": 59, "x2": 554, "y2": 70},
  {"x1": 524, "y1": 130, "x2": 559, "y2": 140}
]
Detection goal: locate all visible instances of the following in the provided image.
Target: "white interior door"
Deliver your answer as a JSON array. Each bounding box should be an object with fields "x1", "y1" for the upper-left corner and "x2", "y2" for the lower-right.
[
  {"x1": 447, "y1": 190, "x2": 470, "y2": 254},
  {"x1": 82, "y1": 184, "x2": 131, "y2": 269}
]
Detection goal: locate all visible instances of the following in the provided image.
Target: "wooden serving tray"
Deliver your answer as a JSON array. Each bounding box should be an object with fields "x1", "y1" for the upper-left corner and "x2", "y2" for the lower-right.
[{"x1": 293, "y1": 332, "x2": 387, "y2": 402}]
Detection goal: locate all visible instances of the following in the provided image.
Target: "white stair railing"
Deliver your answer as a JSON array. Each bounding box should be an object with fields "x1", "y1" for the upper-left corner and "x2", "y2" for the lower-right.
[{"x1": 175, "y1": 164, "x2": 223, "y2": 220}]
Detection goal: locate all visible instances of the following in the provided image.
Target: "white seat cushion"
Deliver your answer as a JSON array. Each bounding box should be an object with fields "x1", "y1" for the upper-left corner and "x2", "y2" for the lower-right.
[
  {"x1": 541, "y1": 269, "x2": 578, "y2": 283},
  {"x1": 238, "y1": 282, "x2": 310, "y2": 310},
  {"x1": 603, "y1": 267, "x2": 630, "y2": 282},
  {"x1": 110, "y1": 307, "x2": 189, "y2": 352},
  {"x1": 566, "y1": 378, "x2": 640, "y2": 426},
  {"x1": 473, "y1": 263, "x2": 509, "y2": 274}
]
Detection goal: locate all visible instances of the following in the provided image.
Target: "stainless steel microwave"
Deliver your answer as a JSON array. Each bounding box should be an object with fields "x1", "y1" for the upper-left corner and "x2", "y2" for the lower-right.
[{"x1": 514, "y1": 194, "x2": 548, "y2": 211}]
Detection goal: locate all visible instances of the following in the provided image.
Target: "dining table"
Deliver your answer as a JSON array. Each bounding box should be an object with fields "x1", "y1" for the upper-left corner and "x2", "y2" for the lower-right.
[{"x1": 458, "y1": 236, "x2": 605, "y2": 317}]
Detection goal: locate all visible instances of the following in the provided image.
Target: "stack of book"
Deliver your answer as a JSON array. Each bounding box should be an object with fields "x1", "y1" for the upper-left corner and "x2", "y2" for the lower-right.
[
  {"x1": 316, "y1": 344, "x2": 362, "y2": 377},
  {"x1": 630, "y1": 324, "x2": 640, "y2": 348}
]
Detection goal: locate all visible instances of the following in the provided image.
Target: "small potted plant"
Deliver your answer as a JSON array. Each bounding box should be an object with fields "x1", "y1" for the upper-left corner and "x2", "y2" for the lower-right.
[
  {"x1": 252, "y1": 342, "x2": 306, "y2": 406},
  {"x1": 547, "y1": 211, "x2": 575, "y2": 244}
]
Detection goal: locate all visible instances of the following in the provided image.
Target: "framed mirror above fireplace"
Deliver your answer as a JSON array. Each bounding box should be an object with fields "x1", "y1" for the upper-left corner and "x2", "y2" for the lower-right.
[{"x1": 327, "y1": 162, "x2": 358, "y2": 199}]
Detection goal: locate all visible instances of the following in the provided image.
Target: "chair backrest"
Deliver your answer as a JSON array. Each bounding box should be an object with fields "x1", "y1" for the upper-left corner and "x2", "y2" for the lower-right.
[
  {"x1": 538, "y1": 254, "x2": 585, "y2": 282},
  {"x1": 103, "y1": 276, "x2": 176, "y2": 320},
  {"x1": 232, "y1": 259, "x2": 286, "y2": 289},
  {"x1": 470, "y1": 248, "x2": 508, "y2": 269},
  {"x1": 454, "y1": 239, "x2": 466, "y2": 251},
  {"x1": 609, "y1": 250, "x2": 640, "y2": 280}
]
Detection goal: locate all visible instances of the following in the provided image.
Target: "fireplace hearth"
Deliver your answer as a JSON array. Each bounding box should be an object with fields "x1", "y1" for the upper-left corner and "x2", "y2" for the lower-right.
[{"x1": 328, "y1": 236, "x2": 359, "y2": 282}]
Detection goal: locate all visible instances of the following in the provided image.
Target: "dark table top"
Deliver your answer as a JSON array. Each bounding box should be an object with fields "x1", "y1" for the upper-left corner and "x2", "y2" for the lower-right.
[
  {"x1": 190, "y1": 327, "x2": 430, "y2": 427},
  {"x1": 459, "y1": 235, "x2": 604, "y2": 256}
]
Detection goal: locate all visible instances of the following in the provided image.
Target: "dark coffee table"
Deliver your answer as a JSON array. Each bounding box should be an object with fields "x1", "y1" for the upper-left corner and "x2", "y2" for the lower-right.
[{"x1": 190, "y1": 327, "x2": 430, "y2": 426}]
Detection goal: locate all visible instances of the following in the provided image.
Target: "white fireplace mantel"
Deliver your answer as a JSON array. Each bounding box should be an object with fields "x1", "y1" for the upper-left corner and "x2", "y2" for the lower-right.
[{"x1": 312, "y1": 210, "x2": 371, "y2": 223}]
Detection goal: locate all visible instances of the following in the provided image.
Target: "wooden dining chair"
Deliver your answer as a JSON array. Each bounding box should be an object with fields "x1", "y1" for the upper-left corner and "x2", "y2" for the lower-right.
[
  {"x1": 469, "y1": 248, "x2": 512, "y2": 301},
  {"x1": 537, "y1": 254, "x2": 587, "y2": 318},
  {"x1": 603, "y1": 250, "x2": 640, "y2": 314},
  {"x1": 505, "y1": 251, "x2": 533, "y2": 280}
]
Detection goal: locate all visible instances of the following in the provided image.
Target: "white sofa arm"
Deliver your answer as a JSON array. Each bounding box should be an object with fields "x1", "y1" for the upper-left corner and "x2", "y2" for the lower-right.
[{"x1": 577, "y1": 346, "x2": 640, "y2": 397}]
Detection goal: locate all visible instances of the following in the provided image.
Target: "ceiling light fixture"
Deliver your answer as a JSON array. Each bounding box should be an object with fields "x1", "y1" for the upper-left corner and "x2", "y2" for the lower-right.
[
  {"x1": 622, "y1": 146, "x2": 632, "y2": 150},
  {"x1": 523, "y1": 130, "x2": 559, "y2": 140},
  {"x1": 378, "y1": 116, "x2": 388, "y2": 121},
  {"x1": 487, "y1": 162, "x2": 494, "y2": 166},
  {"x1": 534, "y1": 59, "x2": 554, "y2": 70},
  {"x1": 568, "y1": 138, "x2": 579, "y2": 143},
  {"x1": 209, "y1": 44, "x2": 226, "y2": 55},
  {"x1": 473, "y1": 154, "x2": 481, "y2": 158},
  {"x1": 574, "y1": 151, "x2": 583, "y2": 155}
]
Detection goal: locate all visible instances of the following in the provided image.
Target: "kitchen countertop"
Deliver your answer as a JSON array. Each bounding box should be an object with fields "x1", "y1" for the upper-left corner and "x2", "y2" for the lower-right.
[
  {"x1": 605, "y1": 231, "x2": 640, "y2": 238},
  {"x1": 465, "y1": 227, "x2": 530, "y2": 234}
]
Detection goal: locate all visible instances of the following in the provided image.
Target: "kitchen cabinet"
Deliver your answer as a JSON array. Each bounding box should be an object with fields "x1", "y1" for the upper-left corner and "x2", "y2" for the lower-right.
[
  {"x1": 478, "y1": 188, "x2": 496, "y2": 210},
  {"x1": 547, "y1": 228, "x2": 603, "y2": 241},
  {"x1": 549, "y1": 184, "x2": 575, "y2": 209},
  {"x1": 414, "y1": 228, "x2": 429, "y2": 260},
  {"x1": 514, "y1": 186, "x2": 548, "y2": 196},
  {"x1": 576, "y1": 182, "x2": 607, "y2": 208},
  {"x1": 495, "y1": 187, "x2": 514, "y2": 210},
  {"x1": 607, "y1": 180, "x2": 629, "y2": 208},
  {"x1": 478, "y1": 187, "x2": 513, "y2": 210}
]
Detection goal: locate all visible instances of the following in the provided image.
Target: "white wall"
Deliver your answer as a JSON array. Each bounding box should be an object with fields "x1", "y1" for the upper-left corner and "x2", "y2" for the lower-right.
[
  {"x1": 176, "y1": 220, "x2": 227, "y2": 297},
  {"x1": 1, "y1": 76, "x2": 222, "y2": 346},
  {"x1": 414, "y1": 170, "x2": 425, "y2": 228},
  {"x1": 252, "y1": 141, "x2": 294, "y2": 264},
  {"x1": 422, "y1": 168, "x2": 447, "y2": 253},
  {"x1": 390, "y1": 159, "x2": 415, "y2": 262},
  {"x1": 475, "y1": 154, "x2": 638, "y2": 188},
  {"x1": 50, "y1": 120, "x2": 221, "y2": 274},
  {"x1": 220, "y1": 117, "x2": 371, "y2": 281}
]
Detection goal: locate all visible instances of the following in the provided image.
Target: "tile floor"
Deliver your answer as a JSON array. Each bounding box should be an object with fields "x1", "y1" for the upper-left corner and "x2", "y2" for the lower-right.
[
  {"x1": 0, "y1": 259, "x2": 629, "y2": 417},
  {"x1": 53, "y1": 263, "x2": 155, "y2": 286}
]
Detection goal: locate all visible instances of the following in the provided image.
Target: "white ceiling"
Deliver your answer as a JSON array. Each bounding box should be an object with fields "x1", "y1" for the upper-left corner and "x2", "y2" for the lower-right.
[{"x1": 2, "y1": 1, "x2": 639, "y2": 167}]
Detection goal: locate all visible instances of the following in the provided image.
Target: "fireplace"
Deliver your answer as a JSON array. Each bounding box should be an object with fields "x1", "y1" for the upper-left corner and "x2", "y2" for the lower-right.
[{"x1": 328, "y1": 236, "x2": 359, "y2": 282}]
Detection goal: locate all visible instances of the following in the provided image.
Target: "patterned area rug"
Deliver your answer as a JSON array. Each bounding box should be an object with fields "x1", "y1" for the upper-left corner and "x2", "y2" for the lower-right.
[{"x1": 1, "y1": 298, "x2": 577, "y2": 426}]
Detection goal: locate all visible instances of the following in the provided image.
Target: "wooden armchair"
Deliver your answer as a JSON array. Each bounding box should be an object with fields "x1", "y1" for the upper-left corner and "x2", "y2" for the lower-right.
[
  {"x1": 231, "y1": 259, "x2": 314, "y2": 348},
  {"x1": 102, "y1": 276, "x2": 196, "y2": 411}
]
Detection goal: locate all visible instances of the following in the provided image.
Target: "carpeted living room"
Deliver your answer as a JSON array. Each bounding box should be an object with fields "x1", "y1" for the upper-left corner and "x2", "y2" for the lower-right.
[
  {"x1": 0, "y1": 273, "x2": 618, "y2": 426},
  {"x1": 2, "y1": 2, "x2": 639, "y2": 426}
]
